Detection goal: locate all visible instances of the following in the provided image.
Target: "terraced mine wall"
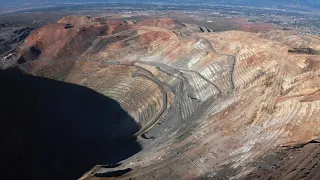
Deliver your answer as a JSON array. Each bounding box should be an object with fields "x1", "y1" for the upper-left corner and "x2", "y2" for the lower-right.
[{"x1": 1, "y1": 16, "x2": 320, "y2": 180}]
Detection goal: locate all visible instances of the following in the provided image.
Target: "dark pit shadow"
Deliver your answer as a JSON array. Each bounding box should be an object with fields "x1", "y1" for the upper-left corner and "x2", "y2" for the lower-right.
[{"x1": 0, "y1": 67, "x2": 142, "y2": 180}]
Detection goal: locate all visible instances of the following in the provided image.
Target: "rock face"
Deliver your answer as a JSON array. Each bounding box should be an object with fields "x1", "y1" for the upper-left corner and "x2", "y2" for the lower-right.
[
  {"x1": 2, "y1": 15, "x2": 320, "y2": 180},
  {"x1": 244, "y1": 142, "x2": 320, "y2": 180},
  {"x1": 0, "y1": 25, "x2": 34, "y2": 67}
]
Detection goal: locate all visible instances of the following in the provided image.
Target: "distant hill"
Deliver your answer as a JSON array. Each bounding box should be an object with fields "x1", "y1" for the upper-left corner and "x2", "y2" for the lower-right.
[{"x1": 0, "y1": 0, "x2": 319, "y2": 8}]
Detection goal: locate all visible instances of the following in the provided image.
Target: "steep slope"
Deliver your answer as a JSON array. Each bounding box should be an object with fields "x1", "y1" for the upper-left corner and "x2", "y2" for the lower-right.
[
  {"x1": 0, "y1": 25, "x2": 34, "y2": 66},
  {"x1": 2, "y1": 15, "x2": 320, "y2": 180}
]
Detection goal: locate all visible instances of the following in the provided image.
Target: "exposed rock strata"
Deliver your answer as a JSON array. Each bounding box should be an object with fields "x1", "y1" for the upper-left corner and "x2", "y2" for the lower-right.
[{"x1": 4, "y1": 15, "x2": 320, "y2": 180}]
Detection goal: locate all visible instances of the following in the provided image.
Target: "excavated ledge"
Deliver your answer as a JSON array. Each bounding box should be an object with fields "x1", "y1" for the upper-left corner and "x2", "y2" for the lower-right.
[{"x1": 288, "y1": 48, "x2": 320, "y2": 55}]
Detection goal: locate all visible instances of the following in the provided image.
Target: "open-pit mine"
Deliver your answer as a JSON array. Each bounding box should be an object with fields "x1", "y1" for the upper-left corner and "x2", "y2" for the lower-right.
[{"x1": 1, "y1": 15, "x2": 320, "y2": 180}]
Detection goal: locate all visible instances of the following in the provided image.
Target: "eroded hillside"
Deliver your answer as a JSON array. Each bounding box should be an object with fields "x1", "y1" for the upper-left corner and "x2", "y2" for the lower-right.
[{"x1": 1, "y1": 15, "x2": 320, "y2": 180}]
